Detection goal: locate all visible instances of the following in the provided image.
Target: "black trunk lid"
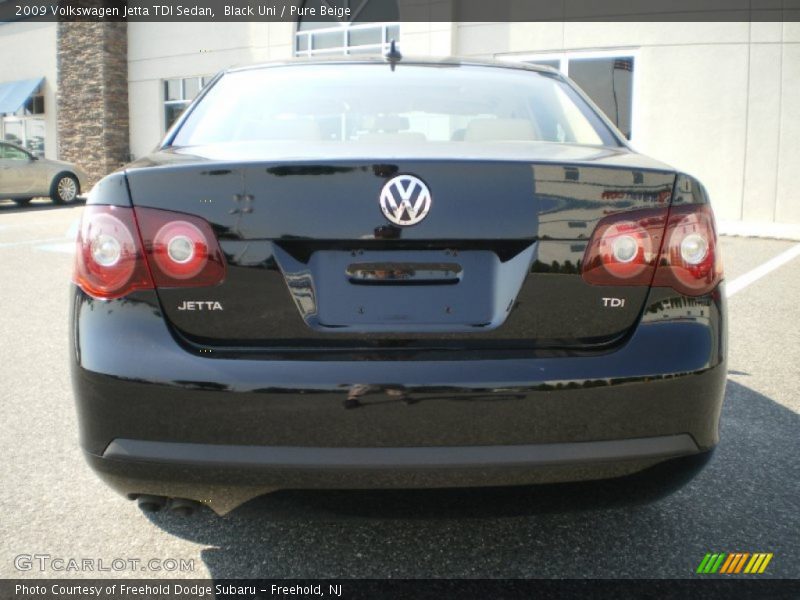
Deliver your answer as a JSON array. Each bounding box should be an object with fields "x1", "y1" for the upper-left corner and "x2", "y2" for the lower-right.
[{"x1": 125, "y1": 145, "x2": 675, "y2": 351}]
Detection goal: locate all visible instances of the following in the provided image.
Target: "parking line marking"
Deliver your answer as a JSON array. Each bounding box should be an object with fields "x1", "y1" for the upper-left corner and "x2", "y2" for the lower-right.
[
  {"x1": 0, "y1": 237, "x2": 68, "y2": 249},
  {"x1": 66, "y1": 218, "x2": 80, "y2": 239},
  {"x1": 37, "y1": 242, "x2": 75, "y2": 254},
  {"x1": 726, "y1": 242, "x2": 800, "y2": 298}
]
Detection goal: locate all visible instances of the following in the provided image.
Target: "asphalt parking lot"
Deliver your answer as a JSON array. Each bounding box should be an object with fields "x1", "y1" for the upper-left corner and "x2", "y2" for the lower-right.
[{"x1": 0, "y1": 197, "x2": 798, "y2": 580}]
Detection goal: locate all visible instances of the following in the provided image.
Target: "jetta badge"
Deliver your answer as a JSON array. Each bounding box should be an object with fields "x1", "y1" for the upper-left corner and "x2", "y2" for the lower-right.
[{"x1": 379, "y1": 174, "x2": 432, "y2": 226}]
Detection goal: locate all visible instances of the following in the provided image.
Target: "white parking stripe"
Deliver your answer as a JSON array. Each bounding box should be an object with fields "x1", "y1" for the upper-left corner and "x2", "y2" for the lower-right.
[
  {"x1": 66, "y1": 218, "x2": 80, "y2": 239},
  {"x1": 0, "y1": 237, "x2": 68, "y2": 249},
  {"x1": 726, "y1": 243, "x2": 800, "y2": 298},
  {"x1": 37, "y1": 242, "x2": 75, "y2": 254}
]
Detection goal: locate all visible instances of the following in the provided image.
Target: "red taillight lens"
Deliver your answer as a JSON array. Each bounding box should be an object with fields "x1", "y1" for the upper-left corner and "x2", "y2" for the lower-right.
[
  {"x1": 73, "y1": 206, "x2": 225, "y2": 299},
  {"x1": 581, "y1": 208, "x2": 667, "y2": 287},
  {"x1": 134, "y1": 207, "x2": 226, "y2": 288},
  {"x1": 653, "y1": 204, "x2": 722, "y2": 295},
  {"x1": 581, "y1": 203, "x2": 722, "y2": 296},
  {"x1": 73, "y1": 206, "x2": 154, "y2": 299}
]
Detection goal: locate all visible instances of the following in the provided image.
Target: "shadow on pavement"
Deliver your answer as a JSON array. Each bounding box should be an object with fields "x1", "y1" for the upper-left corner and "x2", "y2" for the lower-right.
[{"x1": 145, "y1": 380, "x2": 799, "y2": 578}]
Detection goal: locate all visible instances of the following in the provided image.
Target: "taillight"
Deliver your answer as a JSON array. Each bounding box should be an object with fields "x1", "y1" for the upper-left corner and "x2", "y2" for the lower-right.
[
  {"x1": 581, "y1": 208, "x2": 667, "y2": 287},
  {"x1": 135, "y1": 208, "x2": 225, "y2": 287},
  {"x1": 73, "y1": 206, "x2": 154, "y2": 299},
  {"x1": 73, "y1": 205, "x2": 225, "y2": 300},
  {"x1": 152, "y1": 221, "x2": 208, "y2": 279},
  {"x1": 581, "y1": 203, "x2": 722, "y2": 296},
  {"x1": 653, "y1": 204, "x2": 722, "y2": 295}
]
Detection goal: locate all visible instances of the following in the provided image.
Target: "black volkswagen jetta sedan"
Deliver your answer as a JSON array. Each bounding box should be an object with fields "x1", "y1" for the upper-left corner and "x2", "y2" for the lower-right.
[{"x1": 70, "y1": 57, "x2": 726, "y2": 515}]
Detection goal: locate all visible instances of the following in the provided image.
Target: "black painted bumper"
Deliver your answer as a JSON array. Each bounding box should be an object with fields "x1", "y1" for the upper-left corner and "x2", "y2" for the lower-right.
[{"x1": 71, "y1": 286, "x2": 727, "y2": 512}]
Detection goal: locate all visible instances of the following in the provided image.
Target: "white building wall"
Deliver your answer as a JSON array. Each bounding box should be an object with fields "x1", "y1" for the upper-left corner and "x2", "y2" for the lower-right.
[
  {"x1": 398, "y1": 21, "x2": 453, "y2": 55},
  {"x1": 126, "y1": 21, "x2": 453, "y2": 159},
  {"x1": 123, "y1": 20, "x2": 798, "y2": 226},
  {"x1": 633, "y1": 43, "x2": 748, "y2": 222},
  {"x1": 457, "y1": 22, "x2": 798, "y2": 226},
  {"x1": 0, "y1": 21, "x2": 58, "y2": 160},
  {"x1": 743, "y1": 26, "x2": 782, "y2": 223},
  {"x1": 127, "y1": 22, "x2": 295, "y2": 159},
  {"x1": 775, "y1": 32, "x2": 800, "y2": 225}
]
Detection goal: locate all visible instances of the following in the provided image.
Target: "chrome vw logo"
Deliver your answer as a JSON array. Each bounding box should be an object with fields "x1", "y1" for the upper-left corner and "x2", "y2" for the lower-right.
[{"x1": 379, "y1": 175, "x2": 432, "y2": 226}]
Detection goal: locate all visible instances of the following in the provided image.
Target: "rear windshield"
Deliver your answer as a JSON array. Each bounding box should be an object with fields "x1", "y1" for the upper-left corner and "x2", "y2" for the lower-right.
[{"x1": 170, "y1": 64, "x2": 620, "y2": 148}]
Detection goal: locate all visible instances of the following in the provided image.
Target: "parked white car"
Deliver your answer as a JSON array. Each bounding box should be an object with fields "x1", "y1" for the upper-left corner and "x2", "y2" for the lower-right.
[{"x1": 0, "y1": 141, "x2": 88, "y2": 205}]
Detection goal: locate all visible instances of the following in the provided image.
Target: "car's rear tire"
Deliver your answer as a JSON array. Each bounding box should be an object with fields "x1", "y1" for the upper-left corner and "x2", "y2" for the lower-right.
[
  {"x1": 12, "y1": 198, "x2": 33, "y2": 206},
  {"x1": 51, "y1": 173, "x2": 79, "y2": 204}
]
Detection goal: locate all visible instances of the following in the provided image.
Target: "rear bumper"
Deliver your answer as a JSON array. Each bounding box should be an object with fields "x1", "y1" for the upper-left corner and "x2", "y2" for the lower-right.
[
  {"x1": 103, "y1": 435, "x2": 699, "y2": 468},
  {"x1": 87, "y1": 436, "x2": 710, "y2": 514},
  {"x1": 71, "y1": 285, "x2": 726, "y2": 511}
]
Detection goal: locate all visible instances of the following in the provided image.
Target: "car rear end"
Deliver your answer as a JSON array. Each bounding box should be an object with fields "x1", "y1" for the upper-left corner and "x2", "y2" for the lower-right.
[{"x1": 70, "y1": 60, "x2": 726, "y2": 514}]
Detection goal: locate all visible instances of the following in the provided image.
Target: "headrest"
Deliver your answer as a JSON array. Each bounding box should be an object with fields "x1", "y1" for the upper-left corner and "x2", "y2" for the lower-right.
[
  {"x1": 463, "y1": 118, "x2": 538, "y2": 142},
  {"x1": 357, "y1": 132, "x2": 427, "y2": 143},
  {"x1": 239, "y1": 119, "x2": 322, "y2": 141}
]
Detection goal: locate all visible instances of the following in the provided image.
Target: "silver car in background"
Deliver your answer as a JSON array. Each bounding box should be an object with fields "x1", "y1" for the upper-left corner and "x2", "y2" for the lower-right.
[{"x1": 0, "y1": 141, "x2": 88, "y2": 205}]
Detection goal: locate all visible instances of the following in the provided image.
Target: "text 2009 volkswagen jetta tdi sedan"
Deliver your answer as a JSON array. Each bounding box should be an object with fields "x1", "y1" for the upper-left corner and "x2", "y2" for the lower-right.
[{"x1": 70, "y1": 57, "x2": 726, "y2": 515}]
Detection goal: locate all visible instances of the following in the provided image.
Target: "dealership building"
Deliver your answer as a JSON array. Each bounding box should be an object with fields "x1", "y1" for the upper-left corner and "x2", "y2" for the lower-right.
[{"x1": 0, "y1": 13, "x2": 798, "y2": 233}]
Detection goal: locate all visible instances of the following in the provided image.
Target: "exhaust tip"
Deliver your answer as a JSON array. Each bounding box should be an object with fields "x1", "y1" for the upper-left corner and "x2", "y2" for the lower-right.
[
  {"x1": 136, "y1": 495, "x2": 167, "y2": 513},
  {"x1": 168, "y1": 498, "x2": 202, "y2": 517}
]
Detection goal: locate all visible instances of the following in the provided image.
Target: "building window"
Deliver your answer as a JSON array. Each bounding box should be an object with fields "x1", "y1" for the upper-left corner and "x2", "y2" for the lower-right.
[
  {"x1": 295, "y1": 0, "x2": 399, "y2": 57},
  {"x1": 511, "y1": 51, "x2": 635, "y2": 140},
  {"x1": 20, "y1": 92, "x2": 45, "y2": 116},
  {"x1": 163, "y1": 76, "x2": 211, "y2": 132},
  {"x1": 1, "y1": 84, "x2": 46, "y2": 157}
]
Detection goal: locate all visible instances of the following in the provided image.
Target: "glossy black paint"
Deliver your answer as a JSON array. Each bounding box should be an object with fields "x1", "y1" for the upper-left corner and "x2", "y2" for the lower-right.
[
  {"x1": 119, "y1": 152, "x2": 675, "y2": 346},
  {"x1": 72, "y1": 60, "x2": 728, "y2": 513},
  {"x1": 71, "y1": 279, "x2": 726, "y2": 513},
  {"x1": 72, "y1": 282, "x2": 725, "y2": 450}
]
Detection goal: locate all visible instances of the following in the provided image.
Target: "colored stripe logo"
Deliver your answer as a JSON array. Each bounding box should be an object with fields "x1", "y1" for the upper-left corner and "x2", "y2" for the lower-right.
[{"x1": 696, "y1": 552, "x2": 773, "y2": 574}]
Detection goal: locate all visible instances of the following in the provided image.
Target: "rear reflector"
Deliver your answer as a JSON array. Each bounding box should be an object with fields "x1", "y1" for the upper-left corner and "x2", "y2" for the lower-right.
[{"x1": 73, "y1": 205, "x2": 225, "y2": 300}]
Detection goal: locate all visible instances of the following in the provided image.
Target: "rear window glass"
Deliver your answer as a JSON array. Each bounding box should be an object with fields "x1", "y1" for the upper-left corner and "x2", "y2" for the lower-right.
[{"x1": 170, "y1": 64, "x2": 618, "y2": 148}]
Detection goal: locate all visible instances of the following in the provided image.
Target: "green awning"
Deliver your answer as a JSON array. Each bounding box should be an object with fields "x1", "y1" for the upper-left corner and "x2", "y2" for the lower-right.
[{"x1": 0, "y1": 77, "x2": 43, "y2": 115}]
